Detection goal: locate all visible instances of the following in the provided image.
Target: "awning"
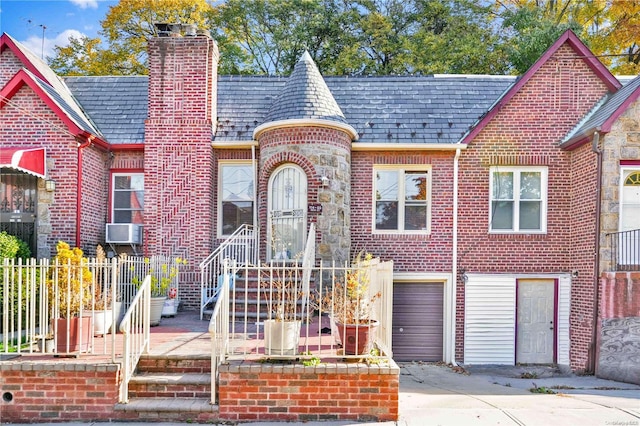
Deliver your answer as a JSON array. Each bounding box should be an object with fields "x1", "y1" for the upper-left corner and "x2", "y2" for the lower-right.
[{"x1": 0, "y1": 147, "x2": 46, "y2": 178}]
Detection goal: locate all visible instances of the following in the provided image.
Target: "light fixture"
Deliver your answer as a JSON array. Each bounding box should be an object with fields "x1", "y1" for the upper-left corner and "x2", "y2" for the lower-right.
[
  {"x1": 320, "y1": 176, "x2": 330, "y2": 187},
  {"x1": 45, "y1": 179, "x2": 56, "y2": 192}
]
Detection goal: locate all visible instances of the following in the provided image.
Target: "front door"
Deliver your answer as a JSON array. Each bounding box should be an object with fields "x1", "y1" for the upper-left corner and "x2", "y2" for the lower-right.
[
  {"x1": 0, "y1": 170, "x2": 37, "y2": 255},
  {"x1": 268, "y1": 165, "x2": 307, "y2": 261},
  {"x1": 516, "y1": 279, "x2": 555, "y2": 364}
]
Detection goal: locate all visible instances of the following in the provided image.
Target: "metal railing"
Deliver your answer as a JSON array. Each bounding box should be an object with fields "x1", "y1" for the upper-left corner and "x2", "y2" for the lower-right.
[
  {"x1": 1, "y1": 255, "x2": 180, "y2": 357},
  {"x1": 208, "y1": 260, "x2": 232, "y2": 405},
  {"x1": 1, "y1": 257, "x2": 120, "y2": 356},
  {"x1": 200, "y1": 224, "x2": 258, "y2": 319},
  {"x1": 608, "y1": 229, "x2": 640, "y2": 271},
  {"x1": 119, "y1": 275, "x2": 151, "y2": 403}
]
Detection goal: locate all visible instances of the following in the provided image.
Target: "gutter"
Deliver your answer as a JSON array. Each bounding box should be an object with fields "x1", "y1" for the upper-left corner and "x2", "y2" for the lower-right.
[
  {"x1": 589, "y1": 130, "x2": 602, "y2": 373},
  {"x1": 76, "y1": 135, "x2": 94, "y2": 248},
  {"x1": 448, "y1": 147, "x2": 461, "y2": 366}
]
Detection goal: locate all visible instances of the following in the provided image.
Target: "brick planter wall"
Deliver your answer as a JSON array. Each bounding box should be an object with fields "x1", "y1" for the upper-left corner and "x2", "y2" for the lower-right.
[
  {"x1": 218, "y1": 361, "x2": 399, "y2": 422},
  {"x1": 0, "y1": 362, "x2": 122, "y2": 423}
]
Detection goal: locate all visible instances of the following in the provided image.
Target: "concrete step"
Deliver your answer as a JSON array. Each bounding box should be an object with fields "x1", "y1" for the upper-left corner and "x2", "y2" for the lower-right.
[
  {"x1": 128, "y1": 372, "x2": 210, "y2": 398},
  {"x1": 137, "y1": 355, "x2": 211, "y2": 373},
  {"x1": 114, "y1": 397, "x2": 218, "y2": 423}
]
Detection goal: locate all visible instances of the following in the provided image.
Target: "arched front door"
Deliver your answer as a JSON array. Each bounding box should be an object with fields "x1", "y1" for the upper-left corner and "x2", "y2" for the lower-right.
[
  {"x1": 268, "y1": 165, "x2": 307, "y2": 261},
  {"x1": 0, "y1": 170, "x2": 37, "y2": 255}
]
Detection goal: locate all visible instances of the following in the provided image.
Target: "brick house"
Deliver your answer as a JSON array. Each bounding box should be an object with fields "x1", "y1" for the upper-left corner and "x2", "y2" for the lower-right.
[{"x1": 1, "y1": 27, "x2": 639, "y2": 378}]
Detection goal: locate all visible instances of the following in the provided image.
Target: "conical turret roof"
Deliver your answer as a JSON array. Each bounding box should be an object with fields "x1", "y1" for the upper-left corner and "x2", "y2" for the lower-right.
[{"x1": 263, "y1": 51, "x2": 348, "y2": 125}]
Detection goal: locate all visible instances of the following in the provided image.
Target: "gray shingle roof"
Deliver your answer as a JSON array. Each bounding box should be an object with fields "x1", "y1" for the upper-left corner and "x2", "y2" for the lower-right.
[
  {"x1": 263, "y1": 51, "x2": 347, "y2": 125},
  {"x1": 64, "y1": 76, "x2": 148, "y2": 144},
  {"x1": 562, "y1": 75, "x2": 640, "y2": 146},
  {"x1": 216, "y1": 74, "x2": 515, "y2": 143},
  {"x1": 8, "y1": 34, "x2": 99, "y2": 136},
  {"x1": 62, "y1": 73, "x2": 515, "y2": 145}
]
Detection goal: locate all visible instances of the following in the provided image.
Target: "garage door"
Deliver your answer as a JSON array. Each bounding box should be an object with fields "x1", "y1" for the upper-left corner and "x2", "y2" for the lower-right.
[{"x1": 392, "y1": 282, "x2": 444, "y2": 361}]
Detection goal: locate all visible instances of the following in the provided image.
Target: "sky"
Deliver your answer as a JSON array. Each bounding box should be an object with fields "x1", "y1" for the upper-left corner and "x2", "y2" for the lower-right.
[{"x1": 0, "y1": 0, "x2": 117, "y2": 59}]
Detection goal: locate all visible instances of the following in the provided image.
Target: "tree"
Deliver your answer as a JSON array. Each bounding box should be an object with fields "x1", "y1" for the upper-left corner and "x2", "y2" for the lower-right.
[
  {"x1": 49, "y1": 0, "x2": 214, "y2": 75},
  {"x1": 211, "y1": 0, "x2": 353, "y2": 75}
]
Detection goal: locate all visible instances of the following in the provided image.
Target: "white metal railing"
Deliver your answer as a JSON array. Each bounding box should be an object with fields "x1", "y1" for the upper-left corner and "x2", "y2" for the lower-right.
[
  {"x1": 118, "y1": 275, "x2": 151, "y2": 403},
  {"x1": 200, "y1": 224, "x2": 258, "y2": 319},
  {"x1": 1, "y1": 257, "x2": 121, "y2": 356},
  {"x1": 223, "y1": 257, "x2": 394, "y2": 362},
  {"x1": 208, "y1": 260, "x2": 232, "y2": 404},
  {"x1": 1, "y1": 255, "x2": 179, "y2": 358}
]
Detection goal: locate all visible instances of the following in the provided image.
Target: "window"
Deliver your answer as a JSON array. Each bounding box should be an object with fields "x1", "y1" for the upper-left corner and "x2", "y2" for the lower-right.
[
  {"x1": 374, "y1": 166, "x2": 430, "y2": 233},
  {"x1": 219, "y1": 162, "x2": 255, "y2": 236},
  {"x1": 489, "y1": 166, "x2": 547, "y2": 232},
  {"x1": 112, "y1": 173, "x2": 144, "y2": 224}
]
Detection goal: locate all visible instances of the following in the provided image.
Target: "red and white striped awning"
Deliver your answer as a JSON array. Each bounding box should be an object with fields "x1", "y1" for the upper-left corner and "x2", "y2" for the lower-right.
[{"x1": 0, "y1": 147, "x2": 46, "y2": 178}]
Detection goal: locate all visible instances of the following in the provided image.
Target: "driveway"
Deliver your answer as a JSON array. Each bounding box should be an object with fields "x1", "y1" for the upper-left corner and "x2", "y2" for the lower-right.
[{"x1": 399, "y1": 362, "x2": 640, "y2": 426}]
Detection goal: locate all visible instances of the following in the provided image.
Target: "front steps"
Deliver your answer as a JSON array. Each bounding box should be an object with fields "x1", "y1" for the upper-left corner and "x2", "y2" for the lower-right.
[{"x1": 114, "y1": 355, "x2": 218, "y2": 423}]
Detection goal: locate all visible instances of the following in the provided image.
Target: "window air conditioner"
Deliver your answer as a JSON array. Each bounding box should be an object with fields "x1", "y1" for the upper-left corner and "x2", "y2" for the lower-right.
[{"x1": 105, "y1": 223, "x2": 142, "y2": 244}]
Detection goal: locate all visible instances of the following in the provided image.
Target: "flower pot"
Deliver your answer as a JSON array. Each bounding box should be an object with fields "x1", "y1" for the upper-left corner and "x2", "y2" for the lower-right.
[
  {"x1": 93, "y1": 310, "x2": 113, "y2": 336},
  {"x1": 150, "y1": 296, "x2": 166, "y2": 326},
  {"x1": 54, "y1": 316, "x2": 92, "y2": 354},
  {"x1": 111, "y1": 301, "x2": 123, "y2": 333},
  {"x1": 264, "y1": 319, "x2": 301, "y2": 356},
  {"x1": 336, "y1": 320, "x2": 379, "y2": 355},
  {"x1": 162, "y1": 298, "x2": 178, "y2": 317},
  {"x1": 38, "y1": 338, "x2": 54, "y2": 353}
]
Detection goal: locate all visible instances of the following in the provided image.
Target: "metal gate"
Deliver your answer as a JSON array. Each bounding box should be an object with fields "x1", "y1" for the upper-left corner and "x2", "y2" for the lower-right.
[{"x1": 0, "y1": 169, "x2": 38, "y2": 255}]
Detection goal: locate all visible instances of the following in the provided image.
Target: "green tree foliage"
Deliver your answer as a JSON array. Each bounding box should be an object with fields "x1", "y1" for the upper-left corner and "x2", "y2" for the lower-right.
[{"x1": 50, "y1": 0, "x2": 214, "y2": 75}]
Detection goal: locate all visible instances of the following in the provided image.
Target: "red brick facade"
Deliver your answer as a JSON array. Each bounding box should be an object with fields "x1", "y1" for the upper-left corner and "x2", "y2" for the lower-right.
[{"x1": 456, "y1": 43, "x2": 610, "y2": 370}]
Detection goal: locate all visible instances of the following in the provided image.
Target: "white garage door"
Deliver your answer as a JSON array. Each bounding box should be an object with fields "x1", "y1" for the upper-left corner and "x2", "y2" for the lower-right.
[{"x1": 392, "y1": 282, "x2": 444, "y2": 361}]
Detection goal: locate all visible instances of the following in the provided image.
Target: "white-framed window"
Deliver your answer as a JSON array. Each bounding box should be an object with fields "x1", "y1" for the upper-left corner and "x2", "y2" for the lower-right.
[
  {"x1": 112, "y1": 173, "x2": 144, "y2": 224},
  {"x1": 373, "y1": 166, "x2": 431, "y2": 233},
  {"x1": 489, "y1": 166, "x2": 547, "y2": 233},
  {"x1": 219, "y1": 161, "x2": 255, "y2": 237}
]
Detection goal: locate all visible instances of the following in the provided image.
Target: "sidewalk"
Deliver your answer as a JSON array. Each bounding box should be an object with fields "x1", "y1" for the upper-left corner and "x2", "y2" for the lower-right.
[{"x1": 3, "y1": 362, "x2": 638, "y2": 426}]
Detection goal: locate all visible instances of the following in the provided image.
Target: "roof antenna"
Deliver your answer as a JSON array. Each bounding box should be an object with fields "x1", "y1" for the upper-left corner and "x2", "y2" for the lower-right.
[{"x1": 39, "y1": 24, "x2": 46, "y2": 60}]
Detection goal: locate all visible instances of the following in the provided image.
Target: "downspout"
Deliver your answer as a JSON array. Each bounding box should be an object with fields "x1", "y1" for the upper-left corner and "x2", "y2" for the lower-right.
[
  {"x1": 252, "y1": 145, "x2": 258, "y2": 256},
  {"x1": 589, "y1": 130, "x2": 602, "y2": 373},
  {"x1": 76, "y1": 135, "x2": 93, "y2": 248},
  {"x1": 449, "y1": 147, "x2": 461, "y2": 366}
]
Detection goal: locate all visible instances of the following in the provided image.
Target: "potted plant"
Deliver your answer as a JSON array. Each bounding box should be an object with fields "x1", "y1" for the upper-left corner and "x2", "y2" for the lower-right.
[
  {"x1": 47, "y1": 241, "x2": 93, "y2": 353},
  {"x1": 132, "y1": 257, "x2": 184, "y2": 326},
  {"x1": 320, "y1": 253, "x2": 381, "y2": 355},
  {"x1": 91, "y1": 245, "x2": 115, "y2": 336},
  {"x1": 261, "y1": 263, "x2": 305, "y2": 356}
]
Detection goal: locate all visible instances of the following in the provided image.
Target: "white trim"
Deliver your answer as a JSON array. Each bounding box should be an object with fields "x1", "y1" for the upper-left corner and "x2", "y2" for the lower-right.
[
  {"x1": 488, "y1": 166, "x2": 548, "y2": 234},
  {"x1": 352, "y1": 142, "x2": 467, "y2": 151},
  {"x1": 212, "y1": 140, "x2": 258, "y2": 149},
  {"x1": 372, "y1": 164, "x2": 432, "y2": 235},
  {"x1": 450, "y1": 148, "x2": 461, "y2": 365},
  {"x1": 253, "y1": 118, "x2": 358, "y2": 140}
]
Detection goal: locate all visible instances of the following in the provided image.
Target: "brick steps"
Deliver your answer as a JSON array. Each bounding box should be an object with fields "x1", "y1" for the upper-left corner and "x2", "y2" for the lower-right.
[{"x1": 115, "y1": 354, "x2": 218, "y2": 422}]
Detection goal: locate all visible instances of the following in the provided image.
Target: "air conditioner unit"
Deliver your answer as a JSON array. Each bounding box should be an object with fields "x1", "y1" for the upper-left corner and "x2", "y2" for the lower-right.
[{"x1": 105, "y1": 223, "x2": 142, "y2": 244}]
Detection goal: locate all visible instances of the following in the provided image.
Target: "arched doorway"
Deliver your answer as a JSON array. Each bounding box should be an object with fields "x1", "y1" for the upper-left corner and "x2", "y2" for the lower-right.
[{"x1": 268, "y1": 164, "x2": 307, "y2": 261}]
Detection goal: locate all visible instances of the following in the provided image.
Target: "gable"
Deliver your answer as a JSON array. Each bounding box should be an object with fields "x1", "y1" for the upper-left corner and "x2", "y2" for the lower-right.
[{"x1": 461, "y1": 30, "x2": 620, "y2": 145}]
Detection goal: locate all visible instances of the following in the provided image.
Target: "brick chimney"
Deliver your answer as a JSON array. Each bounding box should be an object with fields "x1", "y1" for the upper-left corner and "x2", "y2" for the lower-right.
[{"x1": 144, "y1": 24, "x2": 219, "y2": 297}]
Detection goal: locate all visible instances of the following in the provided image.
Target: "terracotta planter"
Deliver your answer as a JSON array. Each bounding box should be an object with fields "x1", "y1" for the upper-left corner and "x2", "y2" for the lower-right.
[
  {"x1": 54, "y1": 316, "x2": 92, "y2": 353},
  {"x1": 336, "y1": 320, "x2": 379, "y2": 355},
  {"x1": 264, "y1": 319, "x2": 301, "y2": 356}
]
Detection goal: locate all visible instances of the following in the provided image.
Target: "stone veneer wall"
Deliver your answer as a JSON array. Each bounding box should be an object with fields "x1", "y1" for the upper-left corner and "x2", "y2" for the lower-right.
[
  {"x1": 598, "y1": 272, "x2": 640, "y2": 385},
  {"x1": 258, "y1": 126, "x2": 352, "y2": 265},
  {"x1": 218, "y1": 361, "x2": 399, "y2": 422}
]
